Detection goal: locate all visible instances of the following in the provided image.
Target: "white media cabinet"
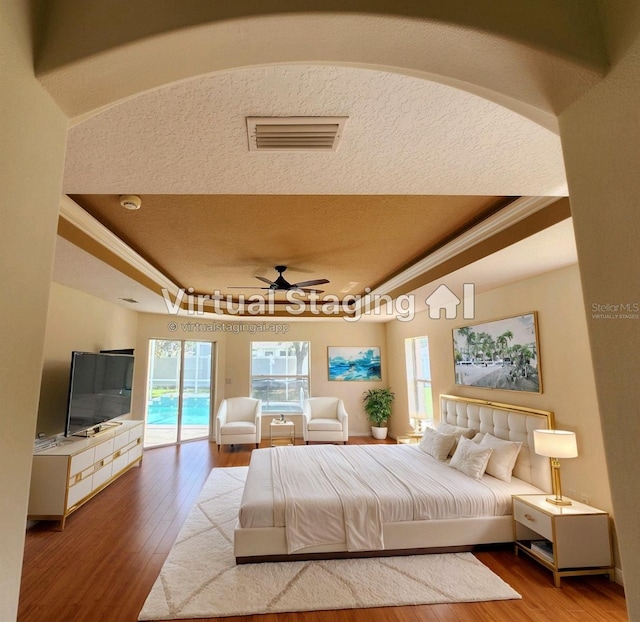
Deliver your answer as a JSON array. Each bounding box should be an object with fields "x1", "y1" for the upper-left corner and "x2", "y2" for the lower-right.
[{"x1": 28, "y1": 420, "x2": 144, "y2": 529}]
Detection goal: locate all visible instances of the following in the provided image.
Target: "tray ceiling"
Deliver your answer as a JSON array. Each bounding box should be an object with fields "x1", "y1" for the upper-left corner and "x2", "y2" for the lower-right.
[{"x1": 58, "y1": 64, "x2": 573, "y2": 317}]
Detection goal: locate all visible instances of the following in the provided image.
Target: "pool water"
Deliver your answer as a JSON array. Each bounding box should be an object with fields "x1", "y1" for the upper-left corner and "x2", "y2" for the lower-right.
[
  {"x1": 147, "y1": 395, "x2": 210, "y2": 425},
  {"x1": 146, "y1": 394, "x2": 303, "y2": 425}
]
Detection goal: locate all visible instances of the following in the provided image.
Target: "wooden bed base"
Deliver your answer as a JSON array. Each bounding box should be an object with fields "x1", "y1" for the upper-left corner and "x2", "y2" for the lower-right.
[{"x1": 236, "y1": 543, "x2": 509, "y2": 564}]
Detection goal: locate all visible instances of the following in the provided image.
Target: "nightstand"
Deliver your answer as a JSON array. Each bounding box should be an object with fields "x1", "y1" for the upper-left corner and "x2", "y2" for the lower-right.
[
  {"x1": 269, "y1": 419, "x2": 295, "y2": 447},
  {"x1": 512, "y1": 494, "x2": 614, "y2": 586},
  {"x1": 397, "y1": 433, "x2": 422, "y2": 444}
]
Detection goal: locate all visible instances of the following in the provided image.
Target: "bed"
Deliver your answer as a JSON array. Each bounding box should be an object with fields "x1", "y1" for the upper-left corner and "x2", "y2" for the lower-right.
[{"x1": 234, "y1": 394, "x2": 554, "y2": 563}]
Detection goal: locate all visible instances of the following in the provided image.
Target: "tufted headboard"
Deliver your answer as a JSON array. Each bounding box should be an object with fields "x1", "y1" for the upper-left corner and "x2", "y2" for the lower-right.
[{"x1": 440, "y1": 394, "x2": 554, "y2": 492}]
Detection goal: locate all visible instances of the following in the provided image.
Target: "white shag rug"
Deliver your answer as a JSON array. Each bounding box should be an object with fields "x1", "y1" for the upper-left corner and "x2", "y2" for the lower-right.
[{"x1": 139, "y1": 467, "x2": 521, "y2": 620}]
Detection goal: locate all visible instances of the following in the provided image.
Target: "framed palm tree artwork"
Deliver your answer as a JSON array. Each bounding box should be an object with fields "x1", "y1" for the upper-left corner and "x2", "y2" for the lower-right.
[{"x1": 452, "y1": 312, "x2": 541, "y2": 393}]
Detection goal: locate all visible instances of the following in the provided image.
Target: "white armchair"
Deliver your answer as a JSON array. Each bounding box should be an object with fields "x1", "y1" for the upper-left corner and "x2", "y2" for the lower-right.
[
  {"x1": 302, "y1": 397, "x2": 349, "y2": 445},
  {"x1": 216, "y1": 397, "x2": 262, "y2": 451}
]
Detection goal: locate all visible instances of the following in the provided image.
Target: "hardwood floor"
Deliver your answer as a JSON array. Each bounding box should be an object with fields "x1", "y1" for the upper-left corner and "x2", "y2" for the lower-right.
[{"x1": 19, "y1": 438, "x2": 627, "y2": 622}]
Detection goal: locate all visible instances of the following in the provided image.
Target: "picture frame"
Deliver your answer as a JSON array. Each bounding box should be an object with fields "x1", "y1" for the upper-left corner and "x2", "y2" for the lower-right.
[
  {"x1": 452, "y1": 312, "x2": 541, "y2": 393},
  {"x1": 328, "y1": 346, "x2": 381, "y2": 381}
]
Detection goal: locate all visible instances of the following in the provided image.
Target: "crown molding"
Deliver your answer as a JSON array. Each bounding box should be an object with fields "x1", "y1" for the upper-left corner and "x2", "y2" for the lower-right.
[
  {"x1": 58, "y1": 194, "x2": 181, "y2": 295},
  {"x1": 363, "y1": 195, "x2": 559, "y2": 301}
]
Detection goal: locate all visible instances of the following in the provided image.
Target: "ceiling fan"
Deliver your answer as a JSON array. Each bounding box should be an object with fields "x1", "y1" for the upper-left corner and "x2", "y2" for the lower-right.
[{"x1": 229, "y1": 265, "x2": 329, "y2": 293}]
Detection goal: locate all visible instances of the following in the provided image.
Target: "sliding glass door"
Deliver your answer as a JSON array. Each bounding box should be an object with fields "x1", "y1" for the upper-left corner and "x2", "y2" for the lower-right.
[{"x1": 144, "y1": 339, "x2": 214, "y2": 448}]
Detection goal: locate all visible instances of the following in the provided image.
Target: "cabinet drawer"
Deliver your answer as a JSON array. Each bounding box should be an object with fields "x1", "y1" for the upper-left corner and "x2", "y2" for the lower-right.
[
  {"x1": 95, "y1": 438, "x2": 115, "y2": 462},
  {"x1": 128, "y1": 443, "x2": 143, "y2": 464},
  {"x1": 93, "y1": 463, "x2": 113, "y2": 490},
  {"x1": 67, "y1": 476, "x2": 93, "y2": 509},
  {"x1": 129, "y1": 424, "x2": 143, "y2": 444},
  {"x1": 514, "y1": 500, "x2": 553, "y2": 541},
  {"x1": 69, "y1": 448, "x2": 95, "y2": 477},
  {"x1": 112, "y1": 451, "x2": 129, "y2": 474},
  {"x1": 114, "y1": 431, "x2": 129, "y2": 451}
]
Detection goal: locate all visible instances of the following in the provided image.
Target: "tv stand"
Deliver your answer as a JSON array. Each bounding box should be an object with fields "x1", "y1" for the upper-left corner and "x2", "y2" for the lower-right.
[{"x1": 28, "y1": 420, "x2": 143, "y2": 530}]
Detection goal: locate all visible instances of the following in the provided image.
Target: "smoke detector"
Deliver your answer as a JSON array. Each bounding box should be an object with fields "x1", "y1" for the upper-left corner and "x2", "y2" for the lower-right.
[{"x1": 119, "y1": 195, "x2": 142, "y2": 210}]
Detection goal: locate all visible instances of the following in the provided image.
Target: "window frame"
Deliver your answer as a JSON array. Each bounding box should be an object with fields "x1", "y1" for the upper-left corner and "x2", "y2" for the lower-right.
[
  {"x1": 250, "y1": 341, "x2": 310, "y2": 413},
  {"x1": 405, "y1": 336, "x2": 433, "y2": 428}
]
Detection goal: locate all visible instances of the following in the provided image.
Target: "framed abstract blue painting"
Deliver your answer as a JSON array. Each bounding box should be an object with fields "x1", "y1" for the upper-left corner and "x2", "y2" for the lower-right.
[{"x1": 328, "y1": 346, "x2": 381, "y2": 381}]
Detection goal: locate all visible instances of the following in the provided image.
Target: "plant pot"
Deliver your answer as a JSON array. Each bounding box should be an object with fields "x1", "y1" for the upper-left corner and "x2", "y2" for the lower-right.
[{"x1": 371, "y1": 426, "x2": 388, "y2": 440}]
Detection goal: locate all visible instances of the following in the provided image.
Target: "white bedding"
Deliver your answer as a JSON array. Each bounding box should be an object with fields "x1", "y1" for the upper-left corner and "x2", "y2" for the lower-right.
[{"x1": 238, "y1": 444, "x2": 543, "y2": 554}]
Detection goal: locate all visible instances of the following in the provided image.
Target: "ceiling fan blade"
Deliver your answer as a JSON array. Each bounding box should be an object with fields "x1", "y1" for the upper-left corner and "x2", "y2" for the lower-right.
[
  {"x1": 227, "y1": 286, "x2": 271, "y2": 290},
  {"x1": 256, "y1": 276, "x2": 277, "y2": 286},
  {"x1": 294, "y1": 287, "x2": 325, "y2": 294},
  {"x1": 291, "y1": 278, "x2": 330, "y2": 288}
]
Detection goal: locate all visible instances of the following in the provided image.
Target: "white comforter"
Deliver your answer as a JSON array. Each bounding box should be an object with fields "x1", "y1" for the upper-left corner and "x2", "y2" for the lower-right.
[{"x1": 238, "y1": 444, "x2": 542, "y2": 554}]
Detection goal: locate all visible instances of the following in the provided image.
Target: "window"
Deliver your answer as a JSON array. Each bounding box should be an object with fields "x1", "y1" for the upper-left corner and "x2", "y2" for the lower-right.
[
  {"x1": 251, "y1": 341, "x2": 310, "y2": 413},
  {"x1": 405, "y1": 336, "x2": 433, "y2": 430}
]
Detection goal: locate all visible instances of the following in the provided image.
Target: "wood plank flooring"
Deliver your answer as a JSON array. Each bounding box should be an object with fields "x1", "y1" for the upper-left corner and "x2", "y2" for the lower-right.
[{"x1": 19, "y1": 438, "x2": 628, "y2": 622}]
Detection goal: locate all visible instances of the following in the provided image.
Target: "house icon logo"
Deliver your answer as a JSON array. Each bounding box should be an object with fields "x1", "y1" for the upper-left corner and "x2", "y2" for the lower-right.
[{"x1": 425, "y1": 283, "x2": 475, "y2": 320}]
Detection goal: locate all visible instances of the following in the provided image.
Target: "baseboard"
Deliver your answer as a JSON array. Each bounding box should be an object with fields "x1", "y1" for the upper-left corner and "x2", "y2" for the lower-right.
[{"x1": 614, "y1": 566, "x2": 624, "y2": 586}]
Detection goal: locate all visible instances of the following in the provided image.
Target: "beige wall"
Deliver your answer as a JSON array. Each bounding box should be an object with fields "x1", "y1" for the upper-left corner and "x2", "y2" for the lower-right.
[
  {"x1": 133, "y1": 315, "x2": 388, "y2": 438},
  {"x1": 386, "y1": 265, "x2": 612, "y2": 515},
  {"x1": 0, "y1": 2, "x2": 68, "y2": 619},
  {"x1": 558, "y1": 0, "x2": 640, "y2": 610},
  {"x1": 35, "y1": 282, "x2": 139, "y2": 438}
]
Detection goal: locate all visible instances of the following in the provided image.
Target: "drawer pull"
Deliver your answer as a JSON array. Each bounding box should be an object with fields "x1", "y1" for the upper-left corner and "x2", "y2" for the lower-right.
[{"x1": 524, "y1": 513, "x2": 535, "y2": 522}]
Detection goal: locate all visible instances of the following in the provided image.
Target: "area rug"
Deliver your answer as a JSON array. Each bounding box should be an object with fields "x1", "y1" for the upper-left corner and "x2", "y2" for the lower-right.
[{"x1": 139, "y1": 467, "x2": 520, "y2": 620}]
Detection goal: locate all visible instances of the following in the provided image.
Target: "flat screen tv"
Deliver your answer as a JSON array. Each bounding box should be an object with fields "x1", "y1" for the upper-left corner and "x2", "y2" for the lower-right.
[{"x1": 65, "y1": 351, "x2": 135, "y2": 436}]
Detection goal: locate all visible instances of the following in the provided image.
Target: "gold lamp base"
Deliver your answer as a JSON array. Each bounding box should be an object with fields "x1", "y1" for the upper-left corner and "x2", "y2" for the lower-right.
[{"x1": 546, "y1": 495, "x2": 572, "y2": 506}]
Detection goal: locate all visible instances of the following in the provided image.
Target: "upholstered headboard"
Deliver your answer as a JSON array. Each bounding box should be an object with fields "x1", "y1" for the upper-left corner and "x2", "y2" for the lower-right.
[{"x1": 440, "y1": 394, "x2": 554, "y2": 492}]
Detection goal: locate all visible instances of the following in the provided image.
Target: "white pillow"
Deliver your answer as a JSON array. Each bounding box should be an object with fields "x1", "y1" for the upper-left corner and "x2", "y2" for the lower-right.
[
  {"x1": 436, "y1": 422, "x2": 477, "y2": 455},
  {"x1": 449, "y1": 436, "x2": 493, "y2": 479},
  {"x1": 419, "y1": 427, "x2": 456, "y2": 461},
  {"x1": 471, "y1": 432, "x2": 485, "y2": 444},
  {"x1": 479, "y1": 433, "x2": 523, "y2": 483}
]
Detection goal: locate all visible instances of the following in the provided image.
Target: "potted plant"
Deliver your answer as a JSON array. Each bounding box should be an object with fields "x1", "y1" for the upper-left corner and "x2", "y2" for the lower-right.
[{"x1": 362, "y1": 388, "x2": 395, "y2": 440}]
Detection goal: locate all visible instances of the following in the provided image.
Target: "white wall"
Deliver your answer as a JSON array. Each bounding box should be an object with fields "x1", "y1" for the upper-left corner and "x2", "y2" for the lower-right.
[{"x1": 36, "y1": 282, "x2": 139, "y2": 438}]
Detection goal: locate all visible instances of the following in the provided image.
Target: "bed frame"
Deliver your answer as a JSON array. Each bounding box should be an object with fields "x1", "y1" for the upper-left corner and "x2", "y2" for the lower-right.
[{"x1": 234, "y1": 394, "x2": 554, "y2": 563}]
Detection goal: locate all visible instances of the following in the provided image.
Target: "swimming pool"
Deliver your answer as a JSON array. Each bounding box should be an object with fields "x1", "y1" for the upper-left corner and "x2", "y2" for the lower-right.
[
  {"x1": 146, "y1": 395, "x2": 210, "y2": 425},
  {"x1": 146, "y1": 395, "x2": 302, "y2": 425}
]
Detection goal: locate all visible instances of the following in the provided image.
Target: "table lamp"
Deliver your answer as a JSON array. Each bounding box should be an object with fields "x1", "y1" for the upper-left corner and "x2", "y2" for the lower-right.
[
  {"x1": 412, "y1": 413, "x2": 427, "y2": 434},
  {"x1": 533, "y1": 429, "x2": 578, "y2": 506}
]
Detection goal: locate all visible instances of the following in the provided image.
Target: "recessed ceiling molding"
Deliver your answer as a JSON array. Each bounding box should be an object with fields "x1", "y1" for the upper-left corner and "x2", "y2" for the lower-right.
[
  {"x1": 59, "y1": 194, "x2": 564, "y2": 319},
  {"x1": 58, "y1": 194, "x2": 181, "y2": 297},
  {"x1": 355, "y1": 195, "x2": 561, "y2": 311}
]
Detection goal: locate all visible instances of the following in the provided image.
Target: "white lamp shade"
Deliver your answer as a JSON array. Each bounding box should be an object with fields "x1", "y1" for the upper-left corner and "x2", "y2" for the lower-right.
[{"x1": 533, "y1": 429, "x2": 578, "y2": 458}]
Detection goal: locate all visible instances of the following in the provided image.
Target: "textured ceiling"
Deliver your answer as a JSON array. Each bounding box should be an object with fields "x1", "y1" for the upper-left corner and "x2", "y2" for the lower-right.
[{"x1": 62, "y1": 65, "x2": 567, "y2": 196}]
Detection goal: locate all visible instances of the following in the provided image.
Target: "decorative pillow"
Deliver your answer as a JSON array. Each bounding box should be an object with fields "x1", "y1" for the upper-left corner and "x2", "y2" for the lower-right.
[
  {"x1": 449, "y1": 436, "x2": 493, "y2": 479},
  {"x1": 418, "y1": 427, "x2": 456, "y2": 461},
  {"x1": 479, "y1": 433, "x2": 523, "y2": 483},
  {"x1": 436, "y1": 422, "x2": 477, "y2": 455},
  {"x1": 471, "y1": 432, "x2": 485, "y2": 444}
]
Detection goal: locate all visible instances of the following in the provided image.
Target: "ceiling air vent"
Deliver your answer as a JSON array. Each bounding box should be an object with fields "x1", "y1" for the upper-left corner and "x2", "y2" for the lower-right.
[{"x1": 246, "y1": 116, "x2": 348, "y2": 152}]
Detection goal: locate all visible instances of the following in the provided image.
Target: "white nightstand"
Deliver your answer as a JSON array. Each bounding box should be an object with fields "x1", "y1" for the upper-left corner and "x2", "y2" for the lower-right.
[
  {"x1": 512, "y1": 494, "x2": 614, "y2": 586},
  {"x1": 269, "y1": 419, "x2": 295, "y2": 447},
  {"x1": 396, "y1": 433, "x2": 422, "y2": 444}
]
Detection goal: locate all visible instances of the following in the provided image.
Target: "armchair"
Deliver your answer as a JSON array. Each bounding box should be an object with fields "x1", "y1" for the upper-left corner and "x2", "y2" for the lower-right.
[
  {"x1": 302, "y1": 397, "x2": 349, "y2": 444},
  {"x1": 216, "y1": 397, "x2": 262, "y2": 451}
]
